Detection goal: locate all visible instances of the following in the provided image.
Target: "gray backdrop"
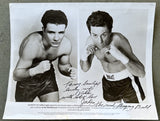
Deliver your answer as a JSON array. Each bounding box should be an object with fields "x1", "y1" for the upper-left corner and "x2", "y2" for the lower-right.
[{"x1": 0, "y1": 0, "x2": 160, "y2": 120}]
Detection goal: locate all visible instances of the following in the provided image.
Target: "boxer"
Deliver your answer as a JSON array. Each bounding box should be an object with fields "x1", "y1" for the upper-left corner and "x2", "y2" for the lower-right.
[
  {"x1": 13, "y1": 10, "x2": 77, "y2": 102},
  {"x1": 80, "y1": 11, "x2": 145, "y2": 103}
]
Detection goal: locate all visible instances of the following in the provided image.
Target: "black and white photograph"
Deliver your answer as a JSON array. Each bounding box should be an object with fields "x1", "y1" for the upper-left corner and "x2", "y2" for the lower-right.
[
  {"x1": 79, "y1": 6, "x2": 147, "y2": 104},
  {"x1": 5, "y1": 3, "x2": 78, "y2": 103},
  {"x1": 3, "y1": 2, "x2": 158, "y2": 120}
]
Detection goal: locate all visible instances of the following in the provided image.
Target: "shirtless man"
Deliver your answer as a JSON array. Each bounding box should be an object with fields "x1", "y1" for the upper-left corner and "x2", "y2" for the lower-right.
[
  {"x1": 13, "y1": 10, "x2": 76, "y2": 102},
  {"x1": 80, "y1": 11, "x2": 145, "y2": 103}
]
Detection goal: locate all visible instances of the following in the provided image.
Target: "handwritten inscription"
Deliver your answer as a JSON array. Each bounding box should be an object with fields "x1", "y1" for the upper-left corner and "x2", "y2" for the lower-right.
[
  {"x1": 61, "y1": 80, "x2": 100, "y2": 104},
  {"x1": 60, "y1": 80, "x2": 152, "y2": 111}
]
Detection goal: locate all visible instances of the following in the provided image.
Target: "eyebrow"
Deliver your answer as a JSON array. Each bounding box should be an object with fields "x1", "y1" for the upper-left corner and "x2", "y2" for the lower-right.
[
  {"x1": 47, "y1": 31, "x2": 65, "y2": 33},
  {"x1": 59, "y1": 31, "x2": 65, "y2": 33},
  {"x1": 92, "y1": 31, "x2": 108, "y2": 35},
  {"x1": 47, "y1": 31, "x2": 55, "y2": 33},
  {"x1": 92, "y1": 33, "x2": 97, "y2": 35}
]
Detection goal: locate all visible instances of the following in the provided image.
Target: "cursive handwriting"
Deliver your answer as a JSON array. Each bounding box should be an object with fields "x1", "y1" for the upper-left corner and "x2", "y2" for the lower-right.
[
  {"x1": 60, "y1": 80, "x2": 100, "y2": 104},
  {"x1": 60, "y1": 80, "x2": 152, "y2": 111}
]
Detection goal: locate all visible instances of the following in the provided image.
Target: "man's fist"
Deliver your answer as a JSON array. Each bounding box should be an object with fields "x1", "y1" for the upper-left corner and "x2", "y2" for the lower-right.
[
  {"x1": 29, "y1": 60, "x2": 51, "y2": 76},
  {"x1": 81, "y1": 44, "x2": 97, "y2": 61},
  {"x1": 38, "y1": 60, "x2": 51, "y2": 73},
  {"x1": 86, "y1": 44, "x2": 98, "y2": 55},
  {"x1": 104, "y1": 45, "x2": 129, "y2": 65},
  {"x1": 68, "y1": 67, "x2": 77, "y2": 80}
]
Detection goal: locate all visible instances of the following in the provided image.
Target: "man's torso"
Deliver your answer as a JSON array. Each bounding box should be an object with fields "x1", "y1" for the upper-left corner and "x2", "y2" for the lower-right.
[
  {"x1": 93, "y1": 33, "x2": 126, "y2": 73},
  {"x1": 20, "y1": 31, "x2": 69, "y2": 66}
]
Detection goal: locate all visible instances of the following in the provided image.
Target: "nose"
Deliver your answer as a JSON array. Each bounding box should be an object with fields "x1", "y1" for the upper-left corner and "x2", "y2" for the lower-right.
[
  {"x1": 54, "y1": 33, "x2": 59, "y2": 41},
  {"x1": 98, "y1": 36, "x2": 103, "y2": 44}
]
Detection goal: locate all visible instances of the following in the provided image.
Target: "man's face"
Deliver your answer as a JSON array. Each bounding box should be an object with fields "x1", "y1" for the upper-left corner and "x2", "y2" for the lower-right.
[
  {"x1": 90, "y1": 26, "x2": 111, "y2": 49},
  {"x1": 43, "y1": 23, "x2": 66, "y2": 47}
]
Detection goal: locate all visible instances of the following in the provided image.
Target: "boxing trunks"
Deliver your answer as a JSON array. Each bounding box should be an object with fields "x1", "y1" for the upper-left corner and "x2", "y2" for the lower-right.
[
  {"x1": 15, "y1": 60, "x2": 58, "y2": 102},
  {"x1": 102, "y1": 69, "x2": 145, "y2": 103}
]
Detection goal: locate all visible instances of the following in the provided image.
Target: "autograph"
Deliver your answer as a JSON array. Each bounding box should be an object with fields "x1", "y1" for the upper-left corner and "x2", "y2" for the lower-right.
[{"x1": 60, "y1": 80, "x2": 151, "y2": 111}]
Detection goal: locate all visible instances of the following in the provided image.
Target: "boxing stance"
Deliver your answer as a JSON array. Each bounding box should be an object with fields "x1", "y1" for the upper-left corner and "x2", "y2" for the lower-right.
[
  {"x1": 13, "y1": 10, "x2": 76, "y2": 102},
  {"x1": 80, "y1": 11, "x2": 145, "y2": 103}
]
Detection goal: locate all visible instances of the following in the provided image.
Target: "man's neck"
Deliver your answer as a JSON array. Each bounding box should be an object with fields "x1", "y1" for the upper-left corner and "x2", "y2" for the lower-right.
[{"x1": 42, "y1": 38, "x2": 53, "y2": 50}]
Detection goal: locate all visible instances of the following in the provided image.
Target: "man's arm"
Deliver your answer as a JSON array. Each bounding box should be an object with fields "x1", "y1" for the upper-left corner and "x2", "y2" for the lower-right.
[
  {"x1": 13, "y1": 38, "x2": 38, "y2": 81},
  {"x1": 125, "y1": 52, "x2": 145, "y2": 78},
  {"x1": 58, "y1": 54, "x2": 77, "y2": 80},
  {"x1": 80, "y1": 54, "x2": 94, "y2": 72},
  {"x1": 58, "y1": 54, "x2": 72, "y2": 76},
  {"x1": 13, "y1": 35, "x2": 50, "y2": 81},
  {"x1": 122, "y1": 41, "x2": 145, "y2": 77},
  {"x1": 80, "y1": 37, "x2": 95, "y2": 72},
  {"x1": 109, "y1": 33, "x2": 145, "y2": 77},
  {"x1": 58, "y1": 39, "x2": 77, "y2": 79}
]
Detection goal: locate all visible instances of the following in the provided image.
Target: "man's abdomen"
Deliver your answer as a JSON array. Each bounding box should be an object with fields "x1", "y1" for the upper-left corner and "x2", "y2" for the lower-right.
[{"x1": 101, "y1": 60, "x2": 126, "y2": 73}]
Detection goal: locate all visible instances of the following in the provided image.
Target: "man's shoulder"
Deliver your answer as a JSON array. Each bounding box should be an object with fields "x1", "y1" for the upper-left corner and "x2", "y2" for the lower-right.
[
  {"x1": 111, "y1": 32, "x2": 132, "y2": 52},
  {"x1": 61, "y1": 36, "x2": 72, "y2": 48},
  {"x1": 21, "y1": 32, "x2": 42, "y2": 49},
  {"x1": 26, "y1": 32, "x2": 42, "y2": 43},
  {"x1": 111, "y1": 32, "x2": 129, "y2": 44},
  {"x1": 63, "y1": 36, "x2": 71, "y2": 43},
  {"x1": 19, "y1": 32, "x2": 43, "y2": 58},
  {"x1": 61, "y1": 36, "x2": 72, "y2": 54},
  {"x1": 112, "y1": 32, "x2": 126, "y2": 40}
]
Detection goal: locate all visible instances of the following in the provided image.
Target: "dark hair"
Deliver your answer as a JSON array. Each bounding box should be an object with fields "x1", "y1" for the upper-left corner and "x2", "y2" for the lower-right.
[
  {"x1": 41, "y1": 10, "x2": 68, "y2": 29},
  {"x1": 86, "y1": 11, "x2": 113, "y2": 33}
]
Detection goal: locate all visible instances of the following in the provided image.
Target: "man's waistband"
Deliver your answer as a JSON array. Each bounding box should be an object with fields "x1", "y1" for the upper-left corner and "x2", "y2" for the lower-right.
[{"x1": 103, "y1": 69, "x2": 133, "y2": 81}]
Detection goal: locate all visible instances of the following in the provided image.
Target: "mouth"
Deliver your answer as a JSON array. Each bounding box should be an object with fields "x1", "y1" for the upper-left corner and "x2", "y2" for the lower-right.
[
  {"x1": 96, "y1": 43, "x2": 104, "y2": 48},
  {"x1": 51, "y1": 42, "x2": 60, "y2": 47}
]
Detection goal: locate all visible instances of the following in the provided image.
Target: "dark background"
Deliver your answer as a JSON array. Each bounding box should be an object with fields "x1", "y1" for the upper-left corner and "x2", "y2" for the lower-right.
[{"x1": 0, "y1": 0, "x2": 159, "y2": 121}]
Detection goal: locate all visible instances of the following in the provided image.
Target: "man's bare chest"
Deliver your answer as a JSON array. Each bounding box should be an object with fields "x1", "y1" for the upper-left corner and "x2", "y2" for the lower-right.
[
  {"x1": 95, "y1": 49, "x2": 117, "y2": 63},
  {"x1": 39, "y1": 47, "x2": 62, "y2": 61},
  {"x1": 94, "y1": 49, "x2": 124, "y2": 72}
]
